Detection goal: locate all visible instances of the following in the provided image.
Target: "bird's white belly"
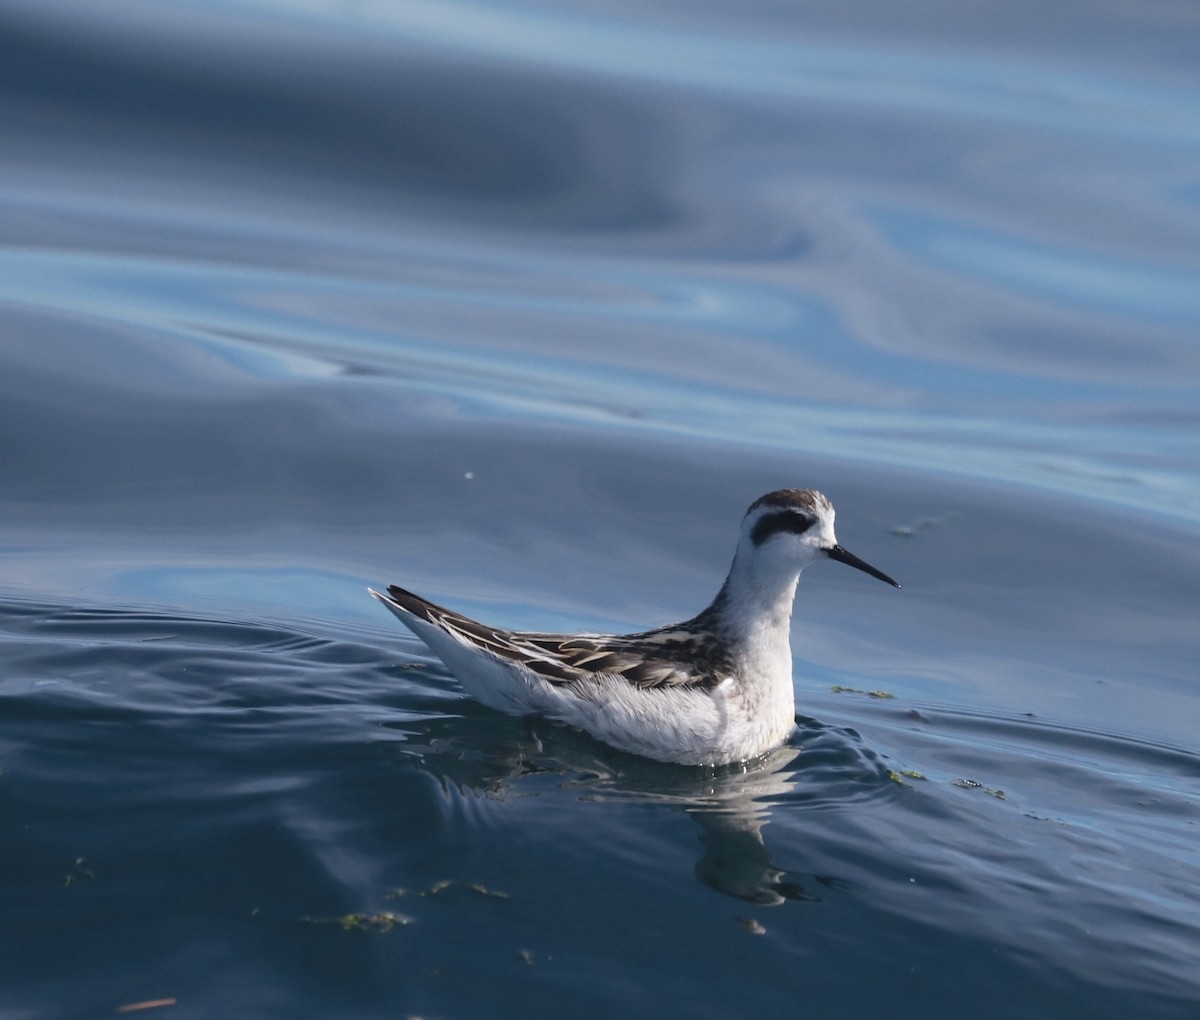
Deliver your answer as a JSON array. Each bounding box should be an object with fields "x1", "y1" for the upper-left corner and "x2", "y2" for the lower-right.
[{"x1": 547, "y1": 671, "x2": 796, "y2": 767}]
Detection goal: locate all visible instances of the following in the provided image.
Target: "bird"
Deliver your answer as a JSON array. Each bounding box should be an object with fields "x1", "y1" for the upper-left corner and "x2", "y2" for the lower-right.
[{"x1": 370, "y1": 489, "x2": 899, "y2": 766}]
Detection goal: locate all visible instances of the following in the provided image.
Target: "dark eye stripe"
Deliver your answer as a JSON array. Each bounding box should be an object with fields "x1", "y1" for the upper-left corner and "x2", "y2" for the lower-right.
[{"x1": 750, "y1": 510, "x2": 815, "y2": 546}]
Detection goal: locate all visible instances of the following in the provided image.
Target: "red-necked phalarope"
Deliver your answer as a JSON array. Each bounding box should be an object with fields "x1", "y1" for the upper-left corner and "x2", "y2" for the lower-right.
[{"x1": 370, "y1": 489, "x2": 899, "y2": 766}]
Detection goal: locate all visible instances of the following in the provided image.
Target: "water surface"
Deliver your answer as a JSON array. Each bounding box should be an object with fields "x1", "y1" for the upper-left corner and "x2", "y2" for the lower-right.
[{"x1": 2, "y1": 2, "x2": 1199, "y2": 1017}]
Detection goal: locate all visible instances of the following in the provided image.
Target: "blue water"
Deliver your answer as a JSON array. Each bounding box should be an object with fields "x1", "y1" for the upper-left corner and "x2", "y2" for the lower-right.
[{"x1": 2, "y1": 1, "x2": 1199, "y2": 1017}]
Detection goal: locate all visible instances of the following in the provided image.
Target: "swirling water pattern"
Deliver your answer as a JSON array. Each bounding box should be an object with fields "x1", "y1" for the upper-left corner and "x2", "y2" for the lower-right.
[{"x1": 2, "y1": 2, "x2": 1198, "y2": 1018}]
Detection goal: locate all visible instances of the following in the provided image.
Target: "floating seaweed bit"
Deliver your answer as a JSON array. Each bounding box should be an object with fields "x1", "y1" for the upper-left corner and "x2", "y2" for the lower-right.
[
  {"x1": 300, "y1": 879, "x2": 514, "y2": 934},
  {"x1": 470, "y1": 883, "x2": 510, "y2": 899},
  {"x1": 1024, "y1": 812, "x2": 1071, "y2": 827},
  {"x1": 115, "y1": 1000, "x2": 178, "y2": 1014},
  {"x1": 64, "y1": 856, "x2": 95, "y2": 889},
  {"x1": 300, "y1": 912, "x2": 413, "y2": 932},
  {"x1": 953, "y1": 778, "x2": 1007, "y2": 800},
  {"x1": 892, "y1": 511, "x2": 959, "y2": 537},
  {"x1": 887, "y1": 769, "x2": 928, "y2": 784},
  {"x1": 830, "y1": 685, "x2": 894, "y2": 699},
  {"x1": 420, "y1": 879, "x2": 511, "y2": 899}
]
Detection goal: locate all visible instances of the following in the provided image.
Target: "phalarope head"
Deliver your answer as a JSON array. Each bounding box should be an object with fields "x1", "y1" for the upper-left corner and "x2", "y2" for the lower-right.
[{"x1": 740, "y1": 489, "x2": 900, "y2": 588}]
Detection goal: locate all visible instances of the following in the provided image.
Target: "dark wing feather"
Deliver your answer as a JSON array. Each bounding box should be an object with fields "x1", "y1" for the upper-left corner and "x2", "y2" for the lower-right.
[{"x1": 384, "y1": 585, "x2": 727, "y2": 690}]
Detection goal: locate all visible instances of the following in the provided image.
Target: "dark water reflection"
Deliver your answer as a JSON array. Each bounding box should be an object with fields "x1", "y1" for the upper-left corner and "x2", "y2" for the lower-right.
[{"x1": 3, "y1": 1, "x2": 1200, "y2": 1018}]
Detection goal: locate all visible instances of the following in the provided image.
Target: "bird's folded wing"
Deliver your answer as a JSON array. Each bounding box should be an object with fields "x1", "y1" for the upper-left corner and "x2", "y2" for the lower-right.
[{"x1": 384, "y1": 585, "x2": 712, "y2": 689}]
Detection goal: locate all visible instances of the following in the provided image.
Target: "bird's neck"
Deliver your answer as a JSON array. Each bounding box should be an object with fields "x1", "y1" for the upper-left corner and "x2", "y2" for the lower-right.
[{"x1": 700, "y1": 548, "x2": 802, "y2": 652}]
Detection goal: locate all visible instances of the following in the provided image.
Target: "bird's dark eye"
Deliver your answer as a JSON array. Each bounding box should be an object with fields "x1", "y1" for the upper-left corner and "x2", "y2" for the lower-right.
[{"x1": 750, "y1": 511, "x2": 815, "y2": 546}]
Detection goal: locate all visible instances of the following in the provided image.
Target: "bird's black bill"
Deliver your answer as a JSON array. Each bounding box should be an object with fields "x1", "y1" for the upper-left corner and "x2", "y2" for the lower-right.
[{"x1": 827, "y1": 545, "x2": 900, "y2": 588}]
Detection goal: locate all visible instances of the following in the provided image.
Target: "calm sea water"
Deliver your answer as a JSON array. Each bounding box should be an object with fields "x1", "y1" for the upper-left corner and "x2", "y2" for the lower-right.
[{"x1": 2, "y1": 2, "x2": 1199, "y2": 1018}]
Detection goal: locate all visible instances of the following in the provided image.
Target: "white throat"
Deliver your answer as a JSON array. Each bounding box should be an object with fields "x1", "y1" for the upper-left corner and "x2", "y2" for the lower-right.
[{"x1": 714, "y1": 542, "x2": 806, "y2": 653}]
